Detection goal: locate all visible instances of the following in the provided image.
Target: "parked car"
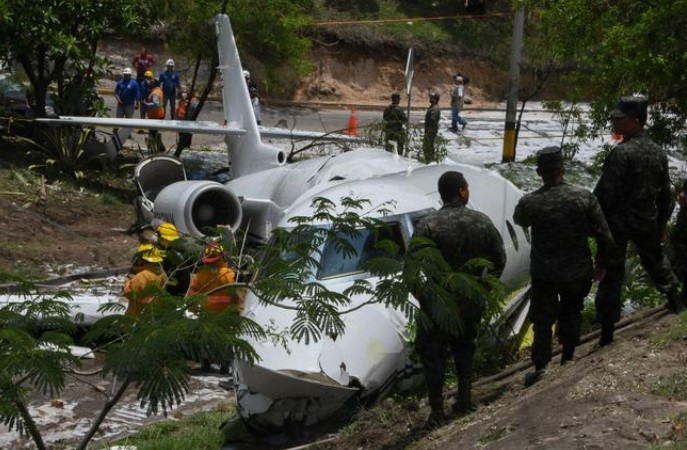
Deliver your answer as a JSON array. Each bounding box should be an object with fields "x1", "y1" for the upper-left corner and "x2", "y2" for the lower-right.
[{"x1": 0, "y1": 73, "x2": 56, "y2": 118}]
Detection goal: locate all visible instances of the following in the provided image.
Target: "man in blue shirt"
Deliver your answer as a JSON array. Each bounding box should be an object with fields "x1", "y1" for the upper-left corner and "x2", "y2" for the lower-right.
[
  {"x1": 159, "y1": 59, "x2": 181, "y2": 119},
  {"x1": 114, "y1": 68, "x2": 140, "y2": 118}
]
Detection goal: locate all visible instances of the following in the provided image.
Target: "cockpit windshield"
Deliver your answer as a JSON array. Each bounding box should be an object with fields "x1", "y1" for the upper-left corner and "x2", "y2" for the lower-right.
[{"x1": 317, "y1": 222, "x2": 406, "y2": 279}]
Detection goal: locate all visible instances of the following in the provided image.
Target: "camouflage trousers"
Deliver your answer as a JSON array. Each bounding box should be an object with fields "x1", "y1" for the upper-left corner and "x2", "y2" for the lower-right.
[
  {"x1": 384, "y1": 137, "x2": 405, "y2": 155},
  {"x1": 596, "y1": 228, "x2": 679, "y2": 326},
  {"x1": 415, "y1": 302, "x2": 482, "y2": 403},
  {"x1": 422, "y1": 130, "x2": 438, "y2": 163},
  {"x1": 530, "y1": 277, "x2": 592, "y2": 369}
]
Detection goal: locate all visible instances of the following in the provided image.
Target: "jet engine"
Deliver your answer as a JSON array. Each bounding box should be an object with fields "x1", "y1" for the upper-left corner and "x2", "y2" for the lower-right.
[{"x1": 153, "y1": 180, "x2": 243, "y2": 237}]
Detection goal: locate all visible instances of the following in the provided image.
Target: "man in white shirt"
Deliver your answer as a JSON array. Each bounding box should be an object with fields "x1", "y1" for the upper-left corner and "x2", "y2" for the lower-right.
[{"x1": 450, "y1": 76, "x2": 468, "y2": 132}]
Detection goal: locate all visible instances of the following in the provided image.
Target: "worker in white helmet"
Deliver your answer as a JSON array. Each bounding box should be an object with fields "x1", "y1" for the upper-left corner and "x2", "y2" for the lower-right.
[
  {"x1": 114, "y1": 67, "x2": 140, "y2": 118},
  {"x1": 158, "y1": 58, "x2": 181, "y2": 118}
]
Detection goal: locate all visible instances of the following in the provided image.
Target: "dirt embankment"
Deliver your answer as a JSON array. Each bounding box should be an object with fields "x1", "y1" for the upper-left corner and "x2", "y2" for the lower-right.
[
  {"x1": 98, "y1": 37, "x2": 514, "y2": 109},
  {"x1": 0, "y1": 167, "x2": 138, "y2": 275},
  {"x1": 319, "y1": 310, "x2": 687, "y2": 450},
  {"x1": 290, "y1": 45, "x2": 509, "y2": 107}
]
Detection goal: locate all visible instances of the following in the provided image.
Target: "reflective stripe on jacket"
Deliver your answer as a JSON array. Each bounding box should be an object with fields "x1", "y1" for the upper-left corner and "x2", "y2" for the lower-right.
[{"x1": 147, "y1": 87, "x2": 165, "y2": 119}]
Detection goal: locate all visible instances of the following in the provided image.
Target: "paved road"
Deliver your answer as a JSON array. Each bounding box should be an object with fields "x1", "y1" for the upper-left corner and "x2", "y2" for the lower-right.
[{"x1": 104, "y1": 94, "x2": 595, "y2": 157}]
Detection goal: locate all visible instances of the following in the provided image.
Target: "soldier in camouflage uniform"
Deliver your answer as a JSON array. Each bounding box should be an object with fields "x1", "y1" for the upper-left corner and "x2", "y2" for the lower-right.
[
  {"x1": 594, "y1": 96, "x2": 685, "y2": 347},
  {"x1": 412, "y1": 171, "x2": 506, "y2": 425},
  {"x1": 422, "y1": 93, "x2": 442, "y2": 163},
  {"x1": 514, "y1": 147, "x2": 615, "y2": 387},
  {"x1": 382, "y1": 92, "x2": 408, "y2": 155},
  {"x1": 670, "y1": 180, "x2": 687, "y2": 306}
]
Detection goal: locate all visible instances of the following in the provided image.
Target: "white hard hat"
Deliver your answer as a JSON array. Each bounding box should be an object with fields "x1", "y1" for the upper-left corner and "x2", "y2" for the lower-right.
[
  {"x1": 243, "y1": 70, "x2": 250, "y2": 78},
  {"x1": 166, "y1": 59, "x2": 175, "y2": 66},
  {"x1": 122, "y1": 67, "x2": 132, "y2": 75}
]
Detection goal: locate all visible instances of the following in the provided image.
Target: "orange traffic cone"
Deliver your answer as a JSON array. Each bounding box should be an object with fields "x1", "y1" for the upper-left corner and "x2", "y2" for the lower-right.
[{"x1": 346, "y1": 107, "x2": 358, "y2": 136}]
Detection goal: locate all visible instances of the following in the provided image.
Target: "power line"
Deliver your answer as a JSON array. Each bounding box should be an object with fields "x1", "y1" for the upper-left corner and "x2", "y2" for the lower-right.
[{"x1": 311, "y1": 12, "x2": 512, "y2": 27}]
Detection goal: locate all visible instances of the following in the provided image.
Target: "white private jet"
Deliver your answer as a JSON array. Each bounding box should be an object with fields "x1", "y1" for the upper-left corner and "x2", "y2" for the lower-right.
[{"x1": 34, "y1": 14, "x2": 532, "y2": 430}]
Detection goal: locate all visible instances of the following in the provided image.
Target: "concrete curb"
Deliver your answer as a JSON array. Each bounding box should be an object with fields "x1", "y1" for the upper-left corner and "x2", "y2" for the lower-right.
[{"x1": 95, "y1": 88, "x2": 500, "y2": 112}]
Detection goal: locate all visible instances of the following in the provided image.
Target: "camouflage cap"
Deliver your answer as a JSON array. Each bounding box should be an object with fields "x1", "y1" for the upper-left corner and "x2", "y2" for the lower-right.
[
  {"x1": 610, "y1": 95, "x2": 648, "y2": 120},
  {"x1": 536, "y1": 146, "x2": 563, "y2": 171}
]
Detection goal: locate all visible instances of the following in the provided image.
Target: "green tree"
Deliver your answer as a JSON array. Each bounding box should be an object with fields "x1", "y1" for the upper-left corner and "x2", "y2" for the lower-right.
[
  {"x1": 0, "y1": 0, "x2": 145, "y2": 118},
  {"x1": 148, "y1": 0, "x2": 314, "y2": 154},
  {"x1": 524, "y1": 0, "x2": 687, "y2": 148},
  {"x1": 0, "y1": 195, "x2": 505, "y2": 448}
]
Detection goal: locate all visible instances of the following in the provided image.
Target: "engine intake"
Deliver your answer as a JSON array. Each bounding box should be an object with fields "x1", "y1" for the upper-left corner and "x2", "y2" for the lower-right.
[{"x1": 153, "y1": 181, "x2": 243, "y2": 237}]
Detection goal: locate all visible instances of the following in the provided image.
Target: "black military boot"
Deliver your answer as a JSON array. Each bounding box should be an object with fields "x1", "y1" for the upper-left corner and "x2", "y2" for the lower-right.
[
  {"x1": 424, "y1": 397, "x2": 446, "y2": 428},
  {"x1": 666, "y1": 290, "x2": 686, "y2": 314},
  {"x1": 523, "y1": 368, "x2": 545, "y2": 387},
  {"x1": 560, "y1": 345, "x2": 575, "y2": 365},
  {"x1": 598, "y1": 324, "x2": 614, "y2": 347},
  {"x1": 452, "y1": 377, "x2": 476, "y2": 416}
]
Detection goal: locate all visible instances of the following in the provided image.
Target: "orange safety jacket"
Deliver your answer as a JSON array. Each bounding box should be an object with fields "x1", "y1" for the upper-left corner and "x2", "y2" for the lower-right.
[
  {"x1": 123, "y1": 264, "x2": 168, "y2": 316},
  {"x1": 146, "y1": 86, "x2": 165, "y2": 119},
  {"x1": 188, "y1": 263, "x2": 241, "y2": 313}
]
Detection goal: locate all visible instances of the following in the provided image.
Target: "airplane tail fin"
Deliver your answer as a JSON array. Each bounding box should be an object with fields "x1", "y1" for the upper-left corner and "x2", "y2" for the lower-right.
[{"x1": 215, "y1": 14, "x2": 285, "y2": 178}]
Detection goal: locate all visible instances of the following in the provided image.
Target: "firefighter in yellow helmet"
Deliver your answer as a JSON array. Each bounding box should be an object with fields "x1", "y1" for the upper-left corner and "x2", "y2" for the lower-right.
[
  {"x1": 188, "y1": 241, "x2": 241, "y2": 313},
  {"x1": 124, "y1": 243, "x2": 168, "y2": 316},
  {"x1": 188, "y1": 240, "x2": 242, "y2": 374},
  {"x1": 152, "y1": 221, "x2": 198, "y2": 296}
]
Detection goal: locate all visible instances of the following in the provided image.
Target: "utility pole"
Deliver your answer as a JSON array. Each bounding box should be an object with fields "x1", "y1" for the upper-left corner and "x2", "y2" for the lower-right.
[
  {"x1": 404, "y1": 48, "x2": 415, "y2": 157},
  {"x1": 502, "y1": 5, "x2": 525, "y2": 163}
]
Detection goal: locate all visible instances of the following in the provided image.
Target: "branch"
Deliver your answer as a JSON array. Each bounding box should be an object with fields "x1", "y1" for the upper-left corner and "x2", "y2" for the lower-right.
[
  {"x1": 75, "y1": 376, "x2": 132, "y2": 450},
  {"x1": 65, "y1": 371, "x2": 108, "y2": 399},
  {"x1": 14, "y1": 399, "x2": 47, "y2": 450}
]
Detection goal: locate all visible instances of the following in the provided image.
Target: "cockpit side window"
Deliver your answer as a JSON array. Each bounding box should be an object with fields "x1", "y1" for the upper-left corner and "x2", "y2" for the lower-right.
[{"x1": 317, "y1": 222, "x2": 405, "y2": 279}]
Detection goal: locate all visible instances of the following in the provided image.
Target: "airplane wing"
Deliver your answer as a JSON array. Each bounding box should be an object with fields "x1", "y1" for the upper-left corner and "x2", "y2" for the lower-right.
[
  {"x1": 258, "y1": 126, "x2": 363, "y2": 142},
  {"x1": 36, "y1": 116, "x2": 246, "y2": 136},
  {"x1": 36, "y1": 116, "x2": 362, "y2": 142}
]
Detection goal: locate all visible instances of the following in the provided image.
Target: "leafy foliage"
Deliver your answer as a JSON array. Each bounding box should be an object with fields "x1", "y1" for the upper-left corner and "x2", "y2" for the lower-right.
[
  {"x1": 0, "y1": 0, "x2": 143, "y2": 119},
  {"x1": 253, "y1": 195, "x2": 505, "y2": 344},
  {"x1": 116, "y1": 404, "x2": 232, "y2": 449},
  {"x1": 525, "y1": 0, "x2": 687, "y2": 150},
  {"x1": 152, "y1": 0, "x2": 315, "y2": 96},
  {"x1": 0, "y1": 289, "x2": 79, "y2": 448},
  {"x1": 0, "y1": 194, "x2": 506, "y2": 448},
  {"x1": 541, "y1": 100, "x2": 595, "y2": 163},
  {"x1": 22, "y1": 127, "x2": 105, "y2": 181},
  {"x1": 621, "y1": 248, "x2": 664, "y2": 311},
  {"x1": 87, "y1": 287, "x2": 264, "y2": 416}
]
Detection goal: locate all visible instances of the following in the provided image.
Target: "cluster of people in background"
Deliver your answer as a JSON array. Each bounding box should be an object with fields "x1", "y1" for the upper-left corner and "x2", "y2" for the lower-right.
[
  {"x1": 116, "y1": 47, "x2": 261, "y2": 127},
  {"x1": 382, "y1": 72, "x2": 470, "y2": 163},
  {"x1": 115, "y1": 48, "x2": 194, "y2": 121},
  {"x1": 414, "y1": 95, "x2": 687, "y2": 427}
]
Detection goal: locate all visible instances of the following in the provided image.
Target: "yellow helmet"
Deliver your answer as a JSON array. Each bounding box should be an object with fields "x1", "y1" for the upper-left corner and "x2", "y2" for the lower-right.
[
  {"x1": 202, "y1": 242, "x2": 225, "y2": 263},
  {"x1": 157, "y1": 222, "x2": 179, "y2": 242},
  {"x1": 144, "y1": 70, "x2": 154, "y2": 78},
  {"x1": 138, "y1": 243, "x2": 164, "y2": 263}
]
